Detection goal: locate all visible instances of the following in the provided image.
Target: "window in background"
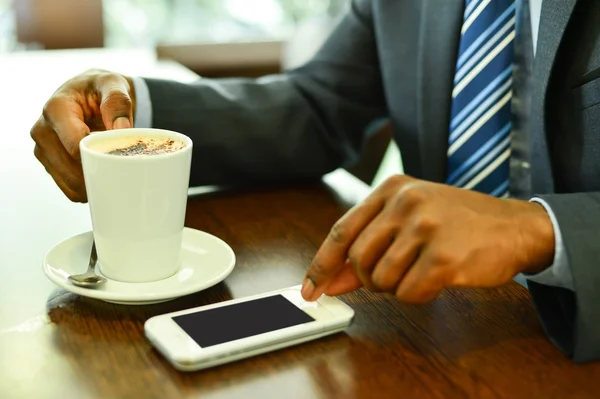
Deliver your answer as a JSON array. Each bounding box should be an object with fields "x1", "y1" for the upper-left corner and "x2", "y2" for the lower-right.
[
  {"x1": 103, "y1": 0, "x2": 349, "y2": 48},
  {"x1": 0, "y1": 0, "x2": 15, "y2": 52},
  {"x1": 0, "y1": 0, "x2": 348, "y2": 53}
]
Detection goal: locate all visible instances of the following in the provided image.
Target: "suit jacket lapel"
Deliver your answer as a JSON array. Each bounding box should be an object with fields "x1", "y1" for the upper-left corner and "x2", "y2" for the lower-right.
[
  {"x1": 416, "y1": 0, "x2": 464, "y2": 183},
  {"x1": 530, "y1": 0, "x2": 577, "y2": 194}
]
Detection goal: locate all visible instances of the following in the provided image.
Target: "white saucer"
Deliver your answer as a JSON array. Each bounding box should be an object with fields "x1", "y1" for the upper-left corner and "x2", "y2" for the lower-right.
[{"x1": 43, "y1": 228, "x2": 236, "y2": 305}]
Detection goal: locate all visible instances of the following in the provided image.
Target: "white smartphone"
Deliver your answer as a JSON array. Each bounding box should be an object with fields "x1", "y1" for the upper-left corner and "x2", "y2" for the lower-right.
[{"x1": 144, "y1": 285, "x2": 355, "y2": 371}]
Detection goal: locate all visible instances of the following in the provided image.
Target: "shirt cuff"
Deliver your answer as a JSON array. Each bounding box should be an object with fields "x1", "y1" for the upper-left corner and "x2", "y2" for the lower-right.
[
  {"x1": 131, "y1": 76, "x2": 152, "y2": 129},
  {"x1": 524, "y1": 197, "x2": 574, "y2": 291}
]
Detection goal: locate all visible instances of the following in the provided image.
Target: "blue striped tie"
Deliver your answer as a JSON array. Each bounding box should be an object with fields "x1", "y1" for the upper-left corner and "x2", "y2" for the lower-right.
[{"x1": 446, "y1": 0, "x2": 516, "y2": 197}]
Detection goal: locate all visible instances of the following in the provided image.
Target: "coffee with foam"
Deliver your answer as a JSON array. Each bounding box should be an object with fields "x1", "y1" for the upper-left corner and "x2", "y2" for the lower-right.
[
  {"x1": 79, "y1": 128, "x2": 193, "y2": 283},
  {"x1": 88, "y1": 135, "x2": 186, "y2": 156}
]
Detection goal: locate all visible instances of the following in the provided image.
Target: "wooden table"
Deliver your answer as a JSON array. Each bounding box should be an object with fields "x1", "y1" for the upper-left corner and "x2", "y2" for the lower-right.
[{"x1": 1, "y1": 49, "x2": 599, "y2": 399}]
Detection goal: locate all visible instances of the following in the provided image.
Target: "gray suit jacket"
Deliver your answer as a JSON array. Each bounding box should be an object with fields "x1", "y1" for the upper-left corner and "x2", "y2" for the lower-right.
[{"x1": 143, "y1": 0, "x2": 600, "y2": 363}]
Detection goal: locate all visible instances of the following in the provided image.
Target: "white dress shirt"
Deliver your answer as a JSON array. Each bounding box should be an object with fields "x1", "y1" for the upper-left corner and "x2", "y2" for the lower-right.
[{"x1": 131, "y1": 0, "x2": 574, "y2": 291}]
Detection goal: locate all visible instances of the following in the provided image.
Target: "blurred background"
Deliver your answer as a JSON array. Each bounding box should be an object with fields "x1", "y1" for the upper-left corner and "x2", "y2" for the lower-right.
[
  {"x1": 0, "y1": 0, "x2": 401, "y2": 186},
  {"x1": 0, "y1": 0, "x2": 349, "y2": 74}
]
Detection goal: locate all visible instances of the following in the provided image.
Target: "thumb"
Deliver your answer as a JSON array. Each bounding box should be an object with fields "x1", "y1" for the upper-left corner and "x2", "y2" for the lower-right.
[
  {"x1": 113, "y1": 117, "x2": 131, "y2": 129},
  {"x1": 97, "y1": 74, "x2": 134, "y2": 130}
]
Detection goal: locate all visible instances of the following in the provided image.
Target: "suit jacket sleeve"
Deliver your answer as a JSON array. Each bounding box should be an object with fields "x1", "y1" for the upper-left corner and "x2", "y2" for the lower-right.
[
  {"x1": 528, "y1": 193, "x2": 600, "y2": 363},
  {"x1": 143, "y1": 0, "x2": 387, "y2": 187}
]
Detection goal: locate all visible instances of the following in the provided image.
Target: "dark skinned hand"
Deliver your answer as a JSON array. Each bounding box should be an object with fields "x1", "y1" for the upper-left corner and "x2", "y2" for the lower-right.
[
  {"x1": 30, "y1": 69, "x2": 135, "y2": 202},
  {"x1": 301, "y1": 175, "x2": 555, "y2": 304}
]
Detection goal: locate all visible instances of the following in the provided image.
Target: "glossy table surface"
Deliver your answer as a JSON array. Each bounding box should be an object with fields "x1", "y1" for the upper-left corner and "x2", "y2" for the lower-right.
[{"x1": 1, "y1": 49, "x2": 599, "y2": 399}]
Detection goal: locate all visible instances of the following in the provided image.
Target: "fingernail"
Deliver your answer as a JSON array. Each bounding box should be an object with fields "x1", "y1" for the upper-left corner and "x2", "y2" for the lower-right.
[
  {"x1": 113, "y1": 117, "x2": 131, "y2": 130},
  {"x1": 301, "y1": 277, "x2": 315, "y2": 300}
]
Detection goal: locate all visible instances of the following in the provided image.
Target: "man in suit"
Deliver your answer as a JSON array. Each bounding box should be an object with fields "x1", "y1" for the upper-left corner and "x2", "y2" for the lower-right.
[{"x1": 30, "y1": 0, "x2": 600, "y2": 362}]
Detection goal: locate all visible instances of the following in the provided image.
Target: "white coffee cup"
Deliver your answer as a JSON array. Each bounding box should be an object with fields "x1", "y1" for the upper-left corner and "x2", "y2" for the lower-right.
[{"x1": 80, "y1": 128, "x2": 193, "y2": 283}]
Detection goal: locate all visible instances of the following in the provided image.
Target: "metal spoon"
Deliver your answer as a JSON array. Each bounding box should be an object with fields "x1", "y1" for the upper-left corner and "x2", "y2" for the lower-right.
[{"x1": 68, "y1": 241, "x2": 107, "y2": 288}]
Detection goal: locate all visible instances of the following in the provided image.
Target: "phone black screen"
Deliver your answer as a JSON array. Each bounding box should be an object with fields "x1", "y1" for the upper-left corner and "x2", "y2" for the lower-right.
[{"x1": 172, "y1": 294, "x2": 315, "y2": 348}]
